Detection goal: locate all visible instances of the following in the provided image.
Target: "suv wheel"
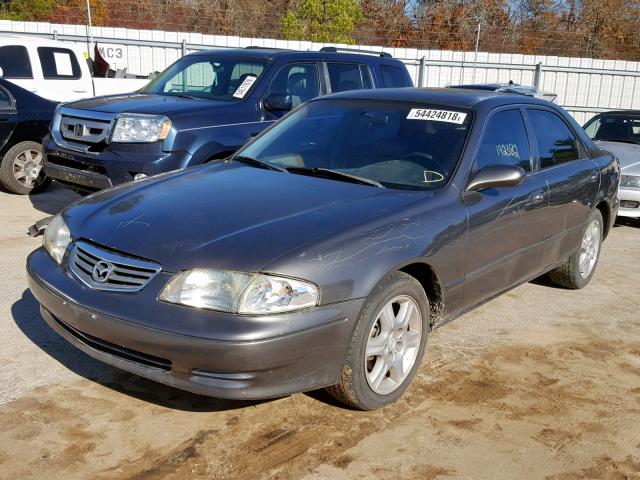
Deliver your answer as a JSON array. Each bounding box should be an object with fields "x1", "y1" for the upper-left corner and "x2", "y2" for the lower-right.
[
  {"x1": 546, "y1": 209, "x2": 603, "y2": 289},
  {"x1": 326, "y1": 271, "x2": 429, "y2": 410},
  {"x1": 0, "y1": 141, "x2": 51, "y2": 195}
]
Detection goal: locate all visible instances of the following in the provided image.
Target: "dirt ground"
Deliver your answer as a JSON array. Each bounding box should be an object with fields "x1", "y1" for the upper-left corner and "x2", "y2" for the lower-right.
[{"x1": 0, "y1": 185, "x2": 639, "y2": 480}]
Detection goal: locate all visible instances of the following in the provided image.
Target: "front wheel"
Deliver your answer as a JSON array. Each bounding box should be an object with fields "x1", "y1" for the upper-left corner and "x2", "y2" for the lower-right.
[
  {"x1": 326, "y1": 271, "x2": 429, "y2": 410},
  {"x1": 546, "y1": 209, "x2": 603, "y2": 289},
  {"x1": 0, "y1": 141, "x2": 51, "y2": 195}
]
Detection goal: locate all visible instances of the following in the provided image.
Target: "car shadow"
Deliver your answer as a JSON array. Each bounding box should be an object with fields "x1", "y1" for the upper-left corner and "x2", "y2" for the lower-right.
[
  {"x1": 614, "y1": 217, "x2": 639, "y2": 228},
  {"x1": 28, "y1": 183, "x2": 82, "y2": 215},
  {"x1": 11, "y1": 289, "x2": 261, "y2": 412}
]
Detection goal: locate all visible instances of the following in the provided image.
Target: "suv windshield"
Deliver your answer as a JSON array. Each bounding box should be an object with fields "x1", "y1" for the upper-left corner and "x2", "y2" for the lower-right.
[
  {"x1": 141, "y1": 55, "x2": 267, "y2": 102},
  {"x1": 236, "y1": 99, "x2": 472, "y2": 190},
  {"x1": 584, "y1": 114, "x2": 640, "y2": 145}
]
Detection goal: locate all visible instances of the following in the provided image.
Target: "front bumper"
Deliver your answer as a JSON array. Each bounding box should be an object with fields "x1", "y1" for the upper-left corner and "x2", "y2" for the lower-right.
[
  {"x1": 618, "y1": 187, "x2": 640, "y2": 218},
  {"x1": 43, "y1": 135, "x2": 192, "y2": 192},
  {"x1": 27, "y1": 248, "x2": 363, "y2": 399}
]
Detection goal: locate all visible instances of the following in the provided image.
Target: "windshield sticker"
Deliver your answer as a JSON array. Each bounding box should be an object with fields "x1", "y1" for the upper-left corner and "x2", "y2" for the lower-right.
[
  {"x1": 232, "y1": 75, "x2": 258, "y2": 99},
  {"x1": 496, "y1": 143, "x2": 520, "y2": 158},
  {"x1": 407, "y1": 109, "x2": 467, "y2": 124}
]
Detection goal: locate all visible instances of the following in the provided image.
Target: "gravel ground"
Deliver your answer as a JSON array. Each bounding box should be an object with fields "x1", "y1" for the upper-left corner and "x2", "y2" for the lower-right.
[{"x1": 0, "y1": 185, "x2": 639, "y2": 480}]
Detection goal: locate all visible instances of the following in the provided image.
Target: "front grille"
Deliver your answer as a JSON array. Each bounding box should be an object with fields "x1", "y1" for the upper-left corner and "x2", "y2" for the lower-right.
[
  {"x1": 70, "y1": 240, "x2": 161, "y2": 292},
  {"x1": 46, "y1": 154, "x2": 108, "y2": 175},
  {"x1": 60, "y1": 115, "x2": 111, "y2": 144},
  {"x1": 51, "y1": 313, "x2": 171, "y2": 371},
  {"x1": 620, "y1": 200, "x2": 640, "y2": 209}
]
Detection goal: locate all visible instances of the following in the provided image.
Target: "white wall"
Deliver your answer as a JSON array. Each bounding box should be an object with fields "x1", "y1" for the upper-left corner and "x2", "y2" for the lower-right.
[{"x1": 2, "y1": 19, "x2": 640, "y2": 124}]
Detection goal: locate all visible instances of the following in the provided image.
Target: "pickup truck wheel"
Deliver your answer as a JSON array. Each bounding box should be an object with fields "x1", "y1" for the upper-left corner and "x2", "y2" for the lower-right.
[
  {"x1": 326, "y1": 272, "x2": 429, "y2": 410},
  {"x1": 546, "y1": 209, "x2": 603, "y2": 289},
  {"x1": 0, "y1": 141, "x2": 51, "y2": 195}
]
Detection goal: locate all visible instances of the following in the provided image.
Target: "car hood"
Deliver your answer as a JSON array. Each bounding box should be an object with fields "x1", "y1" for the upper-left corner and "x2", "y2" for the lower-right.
[
  {"x1": 63, "y1": 163, "x2": 424, "y2": 273},
  {"x1": 65, "y1": 93, "x2": 232, "y2": 116},
  {"x1": 595, "y1": 140, "x2": 640, "y2": 170}
]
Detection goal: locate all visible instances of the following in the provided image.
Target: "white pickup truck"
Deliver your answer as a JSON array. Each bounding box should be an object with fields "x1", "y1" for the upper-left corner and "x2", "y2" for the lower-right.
[{"x1": 0, "y1": 35, "x2": 149, "y2": 102}]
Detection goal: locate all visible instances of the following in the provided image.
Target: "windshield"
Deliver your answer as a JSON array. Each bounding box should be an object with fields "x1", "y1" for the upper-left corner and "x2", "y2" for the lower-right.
[
  {"x1": 140, "y1": 55, "x2": 267, "y2": 102},
  {"x1": 584, "y1": 114, "x2": 640, "y2": 144},
  {"x1": 235, "y1": 99, "x2": 472, "y2": 190}
]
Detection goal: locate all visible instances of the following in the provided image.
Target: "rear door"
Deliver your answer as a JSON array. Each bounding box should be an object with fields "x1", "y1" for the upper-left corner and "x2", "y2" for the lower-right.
[
  {"x1": 524, "y1": 107, "x2": 599, "y2": 270},
  {"x1": 325, "y1": 62, "x2": 373, "y2": 93},
  {"x1": 0, "y1": 85, "x2": 17, "y2": 152},
  {"x1": 462, "y1": 107, "x2": 549, "y2": 309}
]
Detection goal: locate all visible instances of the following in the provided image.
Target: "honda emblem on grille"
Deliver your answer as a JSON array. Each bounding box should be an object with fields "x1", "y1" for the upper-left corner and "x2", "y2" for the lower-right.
[
  {"x1": 74, "y1": 123, "x2": 85, "y2": 137},
  {"x1": 92, "y1": 260, "x2": 114, "y2": 283}
]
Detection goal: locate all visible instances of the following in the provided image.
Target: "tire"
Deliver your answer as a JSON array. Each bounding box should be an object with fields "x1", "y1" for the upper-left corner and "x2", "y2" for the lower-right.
[
  {"x1": 326, "y1": 271, "x2": 430, "y2": 410},
  {"x1": 0, "y1": 141, "x2": 51, "y2": 195},
  {"x1": 546, "y1": 209, "x2": 604, "y2": 289}
]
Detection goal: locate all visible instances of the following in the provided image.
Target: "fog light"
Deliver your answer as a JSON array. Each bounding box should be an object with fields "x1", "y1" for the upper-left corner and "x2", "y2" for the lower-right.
[{"x1": 133, "y1": 173, "x2": 148, "y2": 181}]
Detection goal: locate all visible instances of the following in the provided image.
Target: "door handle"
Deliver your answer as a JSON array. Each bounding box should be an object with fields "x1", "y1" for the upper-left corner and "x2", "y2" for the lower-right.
[{"x1": 529, "y1": 191, "x2": 545, "y2": 204}]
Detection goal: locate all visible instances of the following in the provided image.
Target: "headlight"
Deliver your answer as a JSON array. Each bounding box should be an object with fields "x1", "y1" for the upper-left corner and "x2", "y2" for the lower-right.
[
  {"x1": 159, "y1": 269, "x2": 319, "y2": 314},
  {"x1": 43, "y1": 214, "x2": 71, "y2": 264},
  {"x1": 621, "y1": 175, "x2": 640, "y2": 189},
  {"x1": 111, "y1": 113, "x2": 172, "y2": 143}
]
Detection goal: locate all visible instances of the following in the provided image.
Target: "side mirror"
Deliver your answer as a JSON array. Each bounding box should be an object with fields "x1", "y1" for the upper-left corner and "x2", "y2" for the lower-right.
[
  {"x1": 263, "y1": 93, "x2": 292, "y2": 112},
  {"x1": 466, "y1": 165, "x2": 525, "y2": 192}
]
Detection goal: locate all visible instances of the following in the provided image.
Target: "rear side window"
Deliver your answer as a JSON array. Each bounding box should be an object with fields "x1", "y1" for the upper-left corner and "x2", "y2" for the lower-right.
[
  {"x1": 528, "y1": 109, "x2": 580, "y2": 168},
  {"x1": 476, "y1": 109, "x2": 531, "y2": 172},
  {"x1": 379, "y1": 65, "x2": 408, "y2": 87},
  {"x1": 37, "y1": 47, "x2": 81, "y2": 79},
  {"x1": 0, "y1": 86, "x2": 13, "y2": 109},
  {"x1": 0, "y1": 45, "x2": 33, "y2": 79},
  {"x1": 327, "y1": 63, "x2": 372, "y2": 92}
]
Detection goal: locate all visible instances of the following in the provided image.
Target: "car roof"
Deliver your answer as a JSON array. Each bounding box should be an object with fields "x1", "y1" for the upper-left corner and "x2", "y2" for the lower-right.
[
  {"x1": 592, "y1": 110, "x2": 640, "y2": 116},
  {"x1": 315, "y1": 87, "x2": 552, "y2": 110},
  {"x1": 0, "y1": 34, "x2": 82, "y2": 49},
  {"x1": 188, "y1": 47, "x2": 401, "y2": 64}
]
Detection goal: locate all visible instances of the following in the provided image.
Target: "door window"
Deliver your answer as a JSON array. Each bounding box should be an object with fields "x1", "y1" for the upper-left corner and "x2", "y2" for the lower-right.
[
  {"x1": 265, "y1": 63, "x2": 319, "y2": 108},
  {"x1": 379, "y1": 65, "x2": 407, "y2": 87},
  {"x1": 0, "y1": 45, "x2": 33, "y2": 79},
  {"x1": 37, "y1": 47, "x2": 81, "y2": 79},
  {"x1": 476, "y1": 109, "x2": 531, "y2": 172},
  {"x1": 528, "y1": 109, "x2": 580, "y2": 168},
  {"x1": 0, "y1": 87, "x2": 13, "y2": 109},
  {"x1": 327, "y1": 63, "x2": 372, "y2": 92}
]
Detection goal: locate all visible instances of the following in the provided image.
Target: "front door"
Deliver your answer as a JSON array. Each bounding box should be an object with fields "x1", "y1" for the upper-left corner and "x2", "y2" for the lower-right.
[
  {"x1": 524, "y1": 108, "x2": 599, "y2": 270},
  {"x1": 0, "y1": 85, "x2": 16, "y2": 151},
  {"x1": 462, "y1": 108, "x2": 549, "y2": 310}
]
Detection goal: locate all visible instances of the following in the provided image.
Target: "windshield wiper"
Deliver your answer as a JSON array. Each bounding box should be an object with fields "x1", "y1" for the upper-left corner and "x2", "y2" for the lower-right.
[
  {"x1": 286, "y1": 167, "x2": 384, "y2": 188},
  {"x1": 232, "y1": 155, "x2": 288, "y2": 173}
]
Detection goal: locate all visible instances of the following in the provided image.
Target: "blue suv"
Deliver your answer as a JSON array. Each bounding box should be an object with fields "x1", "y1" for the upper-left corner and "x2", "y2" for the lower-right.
[{"x1": 43, "y1": 47, "x2": 412, "y2": 192}]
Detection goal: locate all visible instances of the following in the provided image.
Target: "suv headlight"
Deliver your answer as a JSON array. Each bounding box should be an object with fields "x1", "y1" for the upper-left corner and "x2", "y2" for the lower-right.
[
  {"x1": 111, "y1": 113, "x2": 172, "y2": 143},
  {"x1": 159, "y1": 269, "x2": 319, "y2": 314},
  {"x1": 621, "y1": 175, "x2": 640, "y2": 189},
  {"x1": 43, "y1": 214, "x2": 71, "y2": 264}
]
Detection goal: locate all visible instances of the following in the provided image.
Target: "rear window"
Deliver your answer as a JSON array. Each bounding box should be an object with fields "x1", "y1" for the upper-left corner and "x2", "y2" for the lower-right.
[
  {"x1": 37, "y1": 47, "x2": 82, "y2": 79},
  {"x1": 380, "y1": 65, "x2": 408, "y2": 87},
  {"x1": 0, "y1": 45, "x2": 33, "y2": 79}
]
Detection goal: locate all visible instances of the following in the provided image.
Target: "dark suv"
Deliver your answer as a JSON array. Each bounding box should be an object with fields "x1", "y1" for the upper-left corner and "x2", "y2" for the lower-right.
[{"x1": 43, "y1": 47, "x2": 412, "y2": 192}]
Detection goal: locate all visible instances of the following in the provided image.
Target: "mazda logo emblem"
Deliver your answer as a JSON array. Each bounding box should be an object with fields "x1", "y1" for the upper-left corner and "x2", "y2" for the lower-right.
[{"x1": 92, "y1": 260, "x2": 113, "y2": 283}]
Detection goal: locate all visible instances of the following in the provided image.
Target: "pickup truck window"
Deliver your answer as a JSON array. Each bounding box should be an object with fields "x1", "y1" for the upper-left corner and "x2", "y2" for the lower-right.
[
  {"x1": 266, "y1": 63, "x2": 319, "y2": 108},
  {"x1": 528, "y1": 109, "x2": 580, "y2": 169},
  {"x1": 327, "y1": 63, "x2": 372, "y2": 92},
  {"x1": 379, "y1": 65, "x2": 407, "y2": 87},
  {"x1": 476, "y1": 109, "x2": 532, "y2": 172},
  {"x1": 141, "y1": 55, "x2": 266, "y2": 102},
  {"x1": 37, "y1": 47, "x2": 81, "y2": 79},
  {"x1": 0, "y1": 45, "x2": 33, "y2": 79}
]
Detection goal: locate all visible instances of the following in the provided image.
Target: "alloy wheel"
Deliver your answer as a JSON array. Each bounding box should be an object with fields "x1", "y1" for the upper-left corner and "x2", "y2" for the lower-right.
[
  {"x1": 579, "y1": 218, "x2": 601, "y2": 278},
  {"x1": 13, "y1": 149, "x2": 44, "y2": 189}
]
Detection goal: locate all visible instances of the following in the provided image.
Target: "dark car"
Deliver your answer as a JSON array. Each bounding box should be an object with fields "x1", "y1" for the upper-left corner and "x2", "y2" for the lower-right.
[
  {"x1": 0, "y1": 78, "x2": 57, "y2": 194},
  {"x1": 27, "y1": 88, "x2": 618, "y2": 410},
  {"x1": 583, "y1": 110, "x2": 640, "y2": 218},
  {"x1": 447, "y1": 82, "x2": 558, "y2": 102},
  {"x1": 43, "y1": 47, "x2": 412, "y2": 193}
]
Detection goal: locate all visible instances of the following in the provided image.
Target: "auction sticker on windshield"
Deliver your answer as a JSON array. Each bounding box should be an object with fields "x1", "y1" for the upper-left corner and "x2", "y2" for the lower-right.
[
  {"x1": 407, "y1": 108, "x2": 467, "y2": 124},
  {"x1": 233, "y1": 75, "x2": 258, "y2": 99}
]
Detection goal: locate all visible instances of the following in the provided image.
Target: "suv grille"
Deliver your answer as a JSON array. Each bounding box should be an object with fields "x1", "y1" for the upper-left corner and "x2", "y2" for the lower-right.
[
  {"x1": 70, "y1": 241, "x2": 161, "y2": 292},
  {"x1": 61, "y1": 116, "x2": 111, "y2": 144}
]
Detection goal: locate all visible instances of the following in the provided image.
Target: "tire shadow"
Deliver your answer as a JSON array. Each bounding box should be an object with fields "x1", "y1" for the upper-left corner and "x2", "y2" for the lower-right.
[{"x1": 11, "y1": 288, "x2": 261, "y2": 412}]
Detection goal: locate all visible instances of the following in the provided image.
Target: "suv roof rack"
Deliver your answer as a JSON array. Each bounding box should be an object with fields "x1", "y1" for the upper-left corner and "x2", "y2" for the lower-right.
[
  {"x1": 244, "y1": 46, "x2": 291, "y2": 51},
  {"x1": 319, "y1": 46, "x2": 392, "y2": 58}
]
